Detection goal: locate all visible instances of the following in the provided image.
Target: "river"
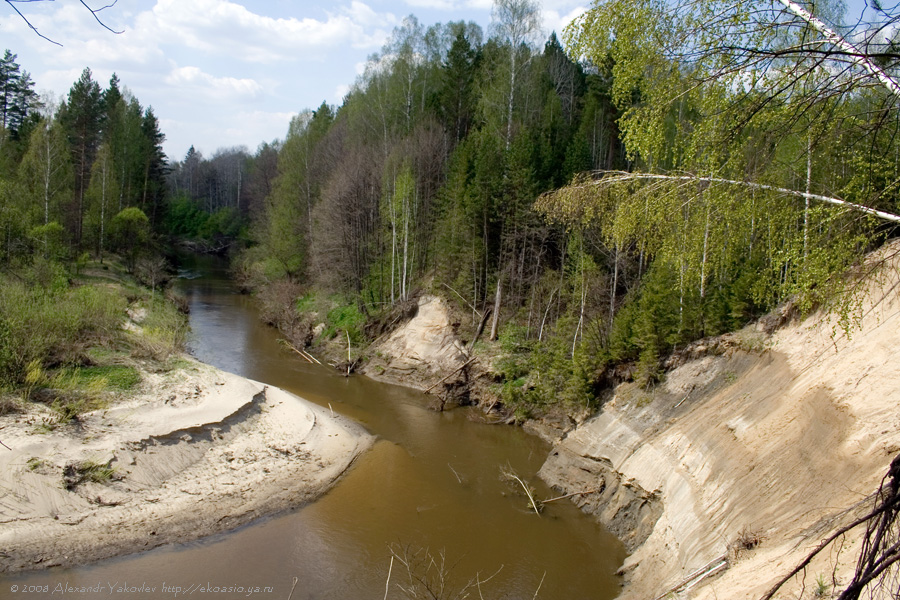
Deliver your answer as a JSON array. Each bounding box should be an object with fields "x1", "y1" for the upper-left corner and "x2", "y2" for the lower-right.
[{"x1": 0, "y1": 254, "x2": 625, "y2": 599}]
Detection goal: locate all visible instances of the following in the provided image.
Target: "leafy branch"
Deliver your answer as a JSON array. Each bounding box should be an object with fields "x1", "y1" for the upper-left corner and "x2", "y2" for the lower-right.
[{"x1": 540, "y1": 171, "x2": 900, "y2": 225}]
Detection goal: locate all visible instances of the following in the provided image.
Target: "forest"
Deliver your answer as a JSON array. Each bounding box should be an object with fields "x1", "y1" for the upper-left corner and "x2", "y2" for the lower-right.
[{"x1": 2, "y1": 0, "x2": 899, "y2": 416}]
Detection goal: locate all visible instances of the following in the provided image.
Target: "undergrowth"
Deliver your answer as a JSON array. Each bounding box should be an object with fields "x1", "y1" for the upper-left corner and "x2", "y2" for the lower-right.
[{"x1": 0, "y1": 257, "x2": 185, "y2": 420}]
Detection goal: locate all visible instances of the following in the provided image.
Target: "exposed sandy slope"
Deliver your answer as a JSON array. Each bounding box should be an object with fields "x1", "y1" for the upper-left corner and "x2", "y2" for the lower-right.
[
  {"x1": 540, "y1": 245, "x2": 900, "y2": 599},
  {"x1": 0, "y1": 359, "x2": 372, "y2": 573},
  {"x1": 362, "y1": 295, "x2": 469, "y2": 391}
]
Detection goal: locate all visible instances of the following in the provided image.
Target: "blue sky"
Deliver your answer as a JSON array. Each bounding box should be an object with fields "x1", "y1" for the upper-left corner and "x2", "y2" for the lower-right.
[{"x1": 0, "y1": 0, "x2": 588, "y2": 161}]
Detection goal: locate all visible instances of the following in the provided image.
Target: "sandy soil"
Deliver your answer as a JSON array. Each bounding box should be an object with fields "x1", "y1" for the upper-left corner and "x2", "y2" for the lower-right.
[
  {"x1": 361, "y1": 295, "x2": 469, "y2": 392},
  {"x1": 0, "y1": 359, "x2": 373, "y2": 573},
  {"x1": 540, "y1": 243, "x2": 900, "y2": 599}
]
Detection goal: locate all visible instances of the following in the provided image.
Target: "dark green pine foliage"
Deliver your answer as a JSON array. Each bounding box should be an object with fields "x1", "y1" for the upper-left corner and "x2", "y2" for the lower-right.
[
  {"x1": 0, "y1": 50, "x2": 21, "y2": 131},
  {"x1": 60, "y1": 68, "x2": 103, "y2": 246},
  {"x1": 0, "y1": 50, "x2": 39, "y2": 138},
  {"x1": 435, "y1": 29, "x2": 480, "y2": 143},
  {"x1": 139, "y1": 106, "x2": 167, "y2": 226}
]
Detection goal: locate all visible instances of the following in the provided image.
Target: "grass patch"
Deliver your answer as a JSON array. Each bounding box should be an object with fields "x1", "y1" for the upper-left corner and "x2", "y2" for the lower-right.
[
  {"x1": 125, "y1": 296, "x2": 189, "y2": 360},
  {"x1": 68, "y1": 365, "x2": 141, "y2": 391},
  {"x1": 26, "y1": 457, "x2": 51, "y2": 473},
  {"x1": 0, "y1": 394, "x2": 23, "y2": 415},
  {"x1": 0, "y1": 273, "x2": 126, "y2": 388},
  {"x1": 63, "y1": 459, "x2": 118, "y2": 489},
  {"x1": 50, "y1": 396, "x2": 108, "y2": 425},
  {"x1": 322, "y1": 299, "x2": 367, "y2": 344}
]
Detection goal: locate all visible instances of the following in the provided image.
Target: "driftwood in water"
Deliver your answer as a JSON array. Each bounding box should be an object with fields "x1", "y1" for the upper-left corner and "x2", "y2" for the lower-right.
[
  {"x1": 424, "y1": 357, "x2": 478, "y2": 394},
  {"x1": 542, "y1": 489, "x2": 600, "y2": 504},
  {"x1": 280, "y1": 339, "x2": 322, "y2": 365}
]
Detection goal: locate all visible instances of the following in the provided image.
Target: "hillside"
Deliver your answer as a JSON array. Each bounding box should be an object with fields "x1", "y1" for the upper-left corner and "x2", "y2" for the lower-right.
[{"x1": 539, "y1": 243, "x2": 900, "y2": 599}]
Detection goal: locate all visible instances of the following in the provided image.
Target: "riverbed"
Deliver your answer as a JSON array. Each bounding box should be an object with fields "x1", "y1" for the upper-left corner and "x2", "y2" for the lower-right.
[{"x1": 0, "y1": 255, "x2": 625, "y2": 599}]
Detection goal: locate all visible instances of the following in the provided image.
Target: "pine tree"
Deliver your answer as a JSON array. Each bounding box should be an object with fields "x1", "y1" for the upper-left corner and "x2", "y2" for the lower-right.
[
  {"x1": 60, "y1": 67, "x2": 103, "y2": 247},
  {"x1": 139, "y1": 106, "x2": 167, "y2": 226},
  {"x1": 438, "y1": 29, "x2": 480, "y2": 142},
  {"x1": 0, "y1": 50, "x2": 20, "y2": 130},
  {"x1": 8, "y1": 70, "x2": 38, "y2": 135}
]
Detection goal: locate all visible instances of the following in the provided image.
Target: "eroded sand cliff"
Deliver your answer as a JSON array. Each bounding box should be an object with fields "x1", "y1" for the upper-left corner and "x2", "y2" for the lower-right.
[{"x1": 541, "y1": 247, "x2": 900, "y2": 599}]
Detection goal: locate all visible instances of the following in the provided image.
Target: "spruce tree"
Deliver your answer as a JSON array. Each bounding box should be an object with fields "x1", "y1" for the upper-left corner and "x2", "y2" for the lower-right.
[{"x1": 60, "y1": 67, "x2": 102, "y2": 247}]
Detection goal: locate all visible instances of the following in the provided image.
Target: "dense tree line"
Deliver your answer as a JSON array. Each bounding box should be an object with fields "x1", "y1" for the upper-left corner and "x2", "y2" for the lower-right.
[
  {"x1": 199, "y1": 0, "x2": 899, "y2": 411},
  {"x1": 0, "y1": 57, "x2": 167, "y2": 266},
  {"x1": 172, "y1": 0, "x2": 900, "y2": 412}
]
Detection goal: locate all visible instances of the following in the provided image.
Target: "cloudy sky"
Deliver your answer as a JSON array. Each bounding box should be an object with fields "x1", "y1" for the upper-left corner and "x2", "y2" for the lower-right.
[{"x1": 0, "y1": 0, "x2": 588, "y2": 161}]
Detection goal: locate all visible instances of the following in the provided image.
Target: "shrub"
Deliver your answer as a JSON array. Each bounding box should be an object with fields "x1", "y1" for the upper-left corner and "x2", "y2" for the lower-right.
[
  {"x1": 323, "y1": 299, "x2": 367, "y2": 344},
  {"x1": 126, "y1": 297, "x2": 188, "y2": 360},
  {"x1": 0, "y1": 273, "x2": 127, "y2": 388}
]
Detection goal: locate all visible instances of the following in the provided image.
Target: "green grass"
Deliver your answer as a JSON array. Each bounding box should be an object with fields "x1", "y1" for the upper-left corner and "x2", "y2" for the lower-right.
[
  {"x1": 0, "y1": 273, "x2": 126, "y2": 387},
  {"x1": 64, "y1": 459, "x2": 118, "y2": 489},
  {"x1": 815, "y1": 574, "x2": 831, "y2": 598},
  {"x1": 68, "y1": 365, "x2": 141, "y2": 391},
  {"x1": 323, "y1": 300, "x2": 367, "y2": 344},
  {"x1": 26, "y1": 457, "x2": 49, "y2": 472}
]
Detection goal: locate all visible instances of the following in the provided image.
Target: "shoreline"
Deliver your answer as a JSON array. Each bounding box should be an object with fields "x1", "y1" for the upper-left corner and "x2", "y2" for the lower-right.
[{"x1": 0, "y1": 358, "x2": 373, "y2": 574}]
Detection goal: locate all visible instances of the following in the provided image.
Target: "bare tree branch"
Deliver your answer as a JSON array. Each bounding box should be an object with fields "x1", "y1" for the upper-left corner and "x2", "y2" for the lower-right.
[
  {"x1": 774, "y1": 0, "x2": 900, "y2": 97},
  {"x1": 4, "y1": 0, "x2": 61, "y2": 46},
  {"x1": 4, "y1": 0, "x2": 123, "y2": 45},
  {"x1": 77, "y1": 0, "x2": 123, "y2": 35}
]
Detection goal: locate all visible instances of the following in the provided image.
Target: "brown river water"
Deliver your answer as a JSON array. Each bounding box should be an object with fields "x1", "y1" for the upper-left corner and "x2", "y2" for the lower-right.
[{"x1": 0, "y1": 254, "x2": 625, "y2": 599}]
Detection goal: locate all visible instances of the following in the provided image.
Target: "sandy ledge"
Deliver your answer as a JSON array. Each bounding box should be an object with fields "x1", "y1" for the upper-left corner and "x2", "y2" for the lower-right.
[{"x1": 0, "y1": 358, "x2": 373, "y2": 573}]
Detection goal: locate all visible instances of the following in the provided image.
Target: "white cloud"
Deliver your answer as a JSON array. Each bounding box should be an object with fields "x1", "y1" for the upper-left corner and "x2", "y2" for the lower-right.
[
  {"x1": 224, "y1": 109, "x2": 295, "y2": 144},
  {"x1": 163, "y1": 109, "x2": 296, "y2": 156},
  {"x1": 543, "y1": 6, "x2": 587, "y2": 36},
  {"x1": 463, "y1": 0, "x2": 494, "y2": 10},
  {"x1": 165, "y1": 65, "x2": 263, "y2": 100},
  {"x1": 133, "y1": 0, "x2": 397, "y2": 62},
  {"x1": 402, "y1": 0, "x2": 458, "y2": 9},
  {"x1": 39, "y1": 68, "x2": 93, "y2": 96},
  {"x1": 334, "y1": 84, "x2": 351, "y2": 102}
]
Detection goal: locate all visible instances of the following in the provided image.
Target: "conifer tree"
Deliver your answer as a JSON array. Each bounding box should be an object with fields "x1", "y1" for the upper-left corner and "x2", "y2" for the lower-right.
[{"x1": 60, "y1": 67, "x2": 102, "y2": 246}]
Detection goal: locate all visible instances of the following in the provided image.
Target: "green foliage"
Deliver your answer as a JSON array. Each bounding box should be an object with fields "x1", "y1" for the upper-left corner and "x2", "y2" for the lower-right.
[
  {"x1": 66, "y1": 365, "x2": 141, "y2": 391},
  {"x1": 217, "y1": 4, "x2": 899, "y2": 418},
  {"x1": 494, "y1": 317, "x2": 605, "y2": 416},
  {"x1": 163, "y1": 195, "x2": 246, "y2": 242},
  {"x1": 110, "y1": 207, "x2": 150, "y2": 271},
  {"x1": 322, "y1": 300, "x2": 367, "y2": 345},
  {"x1": 125, "y1": 296, "x2": 188, "y2": 361},
  {"x1": 0, "y1": 271, "x2": 126, "y2": 387},
  {"x1": 163, "y1": 194, "x2": 207, "y2": 237},
  {"x1": 29, "y1": 221, "x2": 67, "y2": 260}
]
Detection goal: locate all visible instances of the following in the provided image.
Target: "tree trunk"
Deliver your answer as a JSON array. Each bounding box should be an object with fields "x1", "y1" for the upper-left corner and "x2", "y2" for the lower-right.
[{"x1": 489, "y1": 276, "x2": 503, "y2": 341}]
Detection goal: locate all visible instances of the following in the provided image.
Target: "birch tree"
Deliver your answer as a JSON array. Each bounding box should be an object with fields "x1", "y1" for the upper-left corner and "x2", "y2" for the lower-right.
[
  {"x1": 539, "y1": 0, "x2": 900, "y2": 320},
  {"x1": 18, "y1": 116, "x2": 72, "y2": 230},
  {"x1": 488, "y1": 0, "x2": 543, "y2": 150}
]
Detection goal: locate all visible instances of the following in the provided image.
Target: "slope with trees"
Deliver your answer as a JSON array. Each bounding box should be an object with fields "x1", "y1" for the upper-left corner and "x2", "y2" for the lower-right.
[{"x1": 229, "y1": 0, "x2": 899, "y2": 426}]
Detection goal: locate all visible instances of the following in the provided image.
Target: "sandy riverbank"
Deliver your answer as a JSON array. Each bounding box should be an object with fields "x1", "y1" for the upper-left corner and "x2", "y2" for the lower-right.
[
  {"x1": 540, "y1": 244, "x2": 900, "y2": 599},
  {"x1": 0, "y1": 358, "x2": 373, "y2": 573}
]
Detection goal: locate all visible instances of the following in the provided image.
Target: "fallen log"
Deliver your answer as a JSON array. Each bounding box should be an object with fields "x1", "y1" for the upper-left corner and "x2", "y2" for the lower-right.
[
  {"x1": 542, "y1": 489, "x2": 600, "y2": 504},
  {"x1": 424, "y1": 357, "x2": 478, "y2": 394}
]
